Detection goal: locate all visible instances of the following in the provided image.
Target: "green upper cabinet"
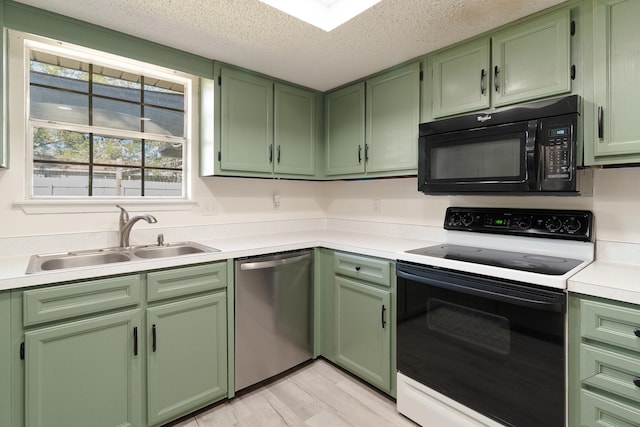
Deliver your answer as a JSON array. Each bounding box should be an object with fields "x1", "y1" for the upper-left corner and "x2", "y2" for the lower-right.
[
  {"x1": 1, "y1": 4, "x2": 7, "y2": 169},
  {"x1": 207, "y1": 65, "x2": 320, "y2": 178},
  {"x1": 146, "y1": 292, "x2": 227, "y2": 427},
  {"x1": 325, "y1": 62, "x2": 421, "y2": 178},
  {"x1": 24, "y1": 309, "x2": 143, "y2": 427},
  {"x1": 274, "y1": 83, "x2": 316, "y2": 176},
  {"x1": 366, "y1": 62, "x2": 421, "y2": 174},
  {"x1": 429, "y1": 9, "x2": 571, "y2": 118},
  {"x1": 492, "y1": 9, "x2": 571, "y2": 107},
  {"x1": 220, "y1": 66, "x2": 274, "y2": 173},
  {"x1": 431, "y1": 38, "x2": 491, "y2": 118},
  {"x1": 325, "y1": 82, "x2": 366, "y2": 176},
  {"x1": 591, "y1": 0, "x2": 640, "y2": 162}
]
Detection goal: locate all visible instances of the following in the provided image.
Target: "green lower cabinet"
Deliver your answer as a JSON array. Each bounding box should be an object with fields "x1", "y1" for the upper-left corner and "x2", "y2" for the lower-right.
[
  {"x1": 1, "y1": 292, "x2": 11, "y2": 427},
  {"x1": 570, "y1": 294, "x2": 640, "y2": 427},
  {"x1": 146, "y1": 292, "x2": 227, "y2": 427},
  {"x1": 24, "y1": 309, "x2": 143, "y2": 427},
  {"x1": 334, "y1": 276, "x2": 391, "y2": 393}
]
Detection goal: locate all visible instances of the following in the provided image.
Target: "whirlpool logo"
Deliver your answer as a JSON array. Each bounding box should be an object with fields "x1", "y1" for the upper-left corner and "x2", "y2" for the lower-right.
[{"x1": 477, "y1": 114, "x2": 492, "y2": 122}]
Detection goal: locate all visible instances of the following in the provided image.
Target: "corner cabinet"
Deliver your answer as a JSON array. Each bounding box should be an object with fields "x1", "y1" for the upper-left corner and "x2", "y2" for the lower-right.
[
  {"x1": 10, "y1": 262, "x2": 229, "y2": 427},
  {"x1": 569, "y1": 294, "x2": 640, "y2": 426},
  {"x1": 325, "y1": 62, "x2": 421, "y2": 178},
  {"x1": 319, "y1": 250, "x2": 396, "y2": 396},
  {"x1": 589, "y1": 0, "x2": 640, "y2": 164},
  {"x1": 429, "y1": 8, "x2": 571, "y2": 118},
  {"x1": 204, "y1": 65, "x2": 321, "y2": 179}
]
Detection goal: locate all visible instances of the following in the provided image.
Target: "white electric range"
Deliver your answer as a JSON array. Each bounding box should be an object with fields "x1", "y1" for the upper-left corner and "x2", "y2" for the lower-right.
[{"x1": 396, "y1": 207, "x2": 594, "y2": 427}]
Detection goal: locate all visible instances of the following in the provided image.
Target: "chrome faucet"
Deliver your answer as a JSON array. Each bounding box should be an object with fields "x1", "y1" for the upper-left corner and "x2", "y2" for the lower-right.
[{"x1": 116, "y1": 205, "x2": 158, "y2": 248}]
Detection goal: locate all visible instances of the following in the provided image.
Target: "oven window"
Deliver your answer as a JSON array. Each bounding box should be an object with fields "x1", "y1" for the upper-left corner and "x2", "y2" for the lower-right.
[
  {"x1": 428, "y1": 299, "x2": 510, "y2": 355},
  {"x1": 430, "y1": 137, "x2": 521, "y2": 180}
]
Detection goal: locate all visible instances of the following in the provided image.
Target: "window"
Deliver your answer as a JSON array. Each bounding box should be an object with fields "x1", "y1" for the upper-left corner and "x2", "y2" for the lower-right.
[{"x1": 23, "y1": 35, "x2": 192, "y2": 198}]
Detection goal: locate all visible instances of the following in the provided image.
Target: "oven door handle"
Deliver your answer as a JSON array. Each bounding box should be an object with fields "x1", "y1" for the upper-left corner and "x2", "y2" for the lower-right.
[{"x1": 396, "y1": 269, "x2": 565, "y2": 313}]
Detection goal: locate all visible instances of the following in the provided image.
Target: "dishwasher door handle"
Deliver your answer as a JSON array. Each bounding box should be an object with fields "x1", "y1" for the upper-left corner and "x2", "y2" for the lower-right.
[{"x1": 240, "y1": 253, "x2": 312, "y2": 270}]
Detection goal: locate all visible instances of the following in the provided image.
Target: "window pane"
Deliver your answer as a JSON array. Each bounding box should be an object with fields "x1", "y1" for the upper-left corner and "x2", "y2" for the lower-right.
[
  {"x1": 144, "y1": 169, "x2": 183, "y2": 197},
  {"x1": 145, "y1": 140, "x2": 183, "y2": 168},
  {"x1": 144, "y1": 106, "x2": 184, "y2": 136},
  {"x1": 33, "y1": 163, "x2": 89, "y2": 196},
  {"x1": 92, "y1": 166, "x2": 142, "y2": 197},
  {"x1": 33, "y1": 128, "x2": 90, "y2": 163},
  {"x1": 93, "y1": 135, "x2": 142, "y2": 166},
  {"x1": 93, "y1": 74, "x2": 141, "y2": 102},
  {"x1": 30, "y1": 86, "x2": 89, "y2": 125},
  {"x1": 30, "y1": 59, "x2": 89, "y2": 92},
  {"x1": 144, "y1": 83, "x2": 184, "y2": 109},
  {"x1": 93, "y1": 97, "x2": 142, "y2": 131}
]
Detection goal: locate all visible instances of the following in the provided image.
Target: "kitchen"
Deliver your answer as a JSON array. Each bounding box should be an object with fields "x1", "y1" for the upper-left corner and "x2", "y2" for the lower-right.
[{"x1": 1, "y1": 0, "x2": 640, "y2": 426}]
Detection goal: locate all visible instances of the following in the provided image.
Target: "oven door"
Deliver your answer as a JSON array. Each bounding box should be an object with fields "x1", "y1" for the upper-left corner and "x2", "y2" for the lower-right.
[
  {"x1": 418, "y1": 120, "x2": 538, "y2": 194},
  {"x1": 397, "y1": 262, "x2": 566, "y2": 427}
]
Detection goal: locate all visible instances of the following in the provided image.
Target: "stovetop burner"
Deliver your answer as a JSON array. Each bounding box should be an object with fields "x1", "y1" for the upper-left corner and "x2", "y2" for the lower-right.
[{"x1": 406, "y1": 244, "x2": 582, "y2": 275}]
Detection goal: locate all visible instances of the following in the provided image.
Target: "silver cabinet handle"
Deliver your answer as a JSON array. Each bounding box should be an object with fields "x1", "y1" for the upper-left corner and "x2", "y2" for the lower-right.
[{"x1": 240, "y1": 253, "x2": 311, "y2": 270}]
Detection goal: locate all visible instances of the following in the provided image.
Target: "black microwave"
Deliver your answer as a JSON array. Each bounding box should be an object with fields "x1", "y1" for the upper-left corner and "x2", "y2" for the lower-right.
[{"x1": 418, "y1": 95, "x2": 580, "y2": 195}]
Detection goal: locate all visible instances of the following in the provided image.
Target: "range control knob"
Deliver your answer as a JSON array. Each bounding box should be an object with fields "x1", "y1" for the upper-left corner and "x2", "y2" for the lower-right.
[
  {"x1": 462, "y1": 214, "x2": 474, "y2": 227},
  {"x1": 545, "y1": 217, "x2": 562, "y2": 232},
  {"x1": 563, "y1": 217, "x2": 582, "y2": 233},
  {"x1": 516, "y1": 217, "x2": 532, "y2": 229},
  {"x1": 449, "y1": 213, "x2": 462, "y2": 226}
]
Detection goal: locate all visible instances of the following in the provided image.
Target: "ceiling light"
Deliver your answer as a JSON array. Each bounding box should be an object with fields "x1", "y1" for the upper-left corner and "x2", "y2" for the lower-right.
[{"x1": 260, "y1": 0, "x2": 382, "y2": 32}]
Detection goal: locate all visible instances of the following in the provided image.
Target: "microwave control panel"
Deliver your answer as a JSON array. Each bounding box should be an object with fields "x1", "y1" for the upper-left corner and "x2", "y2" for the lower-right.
[
  {"x1": 444, "y1": 207, "x2": 593, "y2": 241},
  {"x1": 544, "y1": 126, "x2": 571, "y2": 179}
]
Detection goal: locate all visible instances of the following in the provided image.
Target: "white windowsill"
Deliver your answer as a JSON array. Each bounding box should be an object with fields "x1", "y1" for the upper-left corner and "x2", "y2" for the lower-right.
[{"x1": 13, "y1": 199, "x2": 197, "y2": 215}]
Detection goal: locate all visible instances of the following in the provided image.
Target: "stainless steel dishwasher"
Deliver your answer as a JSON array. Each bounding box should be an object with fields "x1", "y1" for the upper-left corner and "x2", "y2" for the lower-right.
[{"x1": 234, "y1": 249, "x2": 313, "y2": 391}]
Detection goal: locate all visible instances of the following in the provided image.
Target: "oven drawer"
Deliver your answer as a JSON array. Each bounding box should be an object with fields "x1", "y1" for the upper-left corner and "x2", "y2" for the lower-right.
[
  {"x1": 581, "y1": 298, "x2": 640, "y2": 353},
  {"x1": 581, "y1": 343, "x2": 640, "y2": 405},
  {"x1": 334, "y1": 252, "x2": 391, "y2": 287},
  {"x1": 580, "y1": 389, "x2": 640, "y2": 427}
]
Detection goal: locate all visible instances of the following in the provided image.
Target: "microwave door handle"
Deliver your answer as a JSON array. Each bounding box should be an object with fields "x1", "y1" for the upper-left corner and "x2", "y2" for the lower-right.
[{"x1": 525, "y1": 121, "x2": 539, "y2": 190}]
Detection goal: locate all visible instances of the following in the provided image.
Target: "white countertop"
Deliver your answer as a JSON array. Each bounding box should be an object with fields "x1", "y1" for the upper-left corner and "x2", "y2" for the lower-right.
[
  {"x1": 569, "y1": 260, "x2": 640, "y2": 305},
  {"x1": 4, "y1": 226, "x2": 640, "y2": 306},
  {"x1": 0, "y1": 229, "x2": 436, "y2": 291}
]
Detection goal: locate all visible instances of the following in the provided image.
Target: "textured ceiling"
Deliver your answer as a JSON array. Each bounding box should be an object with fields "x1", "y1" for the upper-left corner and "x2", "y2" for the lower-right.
[{"x1": 15, "y1": 0, "x2": 566, "y2": 91}]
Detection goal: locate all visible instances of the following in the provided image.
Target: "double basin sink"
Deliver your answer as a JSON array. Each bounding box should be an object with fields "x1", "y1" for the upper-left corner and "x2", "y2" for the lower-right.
[{"x1": 26, "y1": 242, "x2": 220, "y2": 274}]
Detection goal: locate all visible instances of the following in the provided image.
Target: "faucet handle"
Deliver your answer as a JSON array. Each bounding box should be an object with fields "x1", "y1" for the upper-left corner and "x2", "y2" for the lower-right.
[{"x1": 116, "y1": 205, "x2": 129, "y2": 226}]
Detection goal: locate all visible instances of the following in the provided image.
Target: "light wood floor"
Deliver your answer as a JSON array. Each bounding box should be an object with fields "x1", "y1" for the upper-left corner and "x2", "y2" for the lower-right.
[{"x1": 169, "y1": 359, "x2": 417, "y2": 427}]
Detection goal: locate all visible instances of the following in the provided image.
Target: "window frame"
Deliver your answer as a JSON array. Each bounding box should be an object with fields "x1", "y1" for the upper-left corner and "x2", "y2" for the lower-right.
[{"x1": 10, "y1": 30, "x2": 196, "y2": 206}]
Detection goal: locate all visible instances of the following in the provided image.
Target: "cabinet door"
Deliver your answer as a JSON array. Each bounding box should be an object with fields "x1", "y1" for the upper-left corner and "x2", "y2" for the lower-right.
[
  {"x1": 24, "y1": 309, "x2": 142, "y2": 427},
  {"x1": 593, "y1": 0, "x2": 640, "y2": 157},
  {"x1": 325, "y1": 83, "x2": 365, "y2": 176},
  {"x1": 147, "y1": 292, "x2": 227, "y2": 426},
  {"x1": 274, "y1": 83, "x2": 316, "y2": 176},
  {"x1": 431, "y1": 38, "x2": 490, "y2": 118},
  {"x1": 334, "y1": 276, "x2": 390, "y2": 392},
  {"x1": 366, "y1": 62, "x2": 420, "y2": 173},
  {"x1": 220, "y1": 67, "x2": 273, "y2": 173},
  {"x1": 0, "y1": 292, "x2": 10, "y2": 427},
  {"x1": 492, "y1": 9, "x2": 571, "y2": 107}
]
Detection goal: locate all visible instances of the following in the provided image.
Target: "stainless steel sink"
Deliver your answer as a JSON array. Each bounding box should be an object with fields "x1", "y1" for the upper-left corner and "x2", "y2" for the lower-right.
[
  {"x1": 132, "y1": 242, "x2": 219, "y2": 259},
  {"x1": 26, "y1": 242, "x2": 219, "y2": 273}
]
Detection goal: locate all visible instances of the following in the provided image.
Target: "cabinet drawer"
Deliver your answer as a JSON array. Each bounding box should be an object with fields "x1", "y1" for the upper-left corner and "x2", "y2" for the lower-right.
[
  {"x1": 581, "y1": 343, "x2": 640, "y2": 405},
  {"x1": 23, "y1": 275, "x2": 141, "y2": 327},
  {"x1": 581, "y1": 299, "x2": 640, "y2": 353},
  {"x1": 581, "y1": 389, "x2": 640, "y2": 427},
  {"x1": 147, "y1": 262, "x2": 227, "y2": 302},
  {"x1": 334, "y1": 252, "x2": 391, "y2": 287}
]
